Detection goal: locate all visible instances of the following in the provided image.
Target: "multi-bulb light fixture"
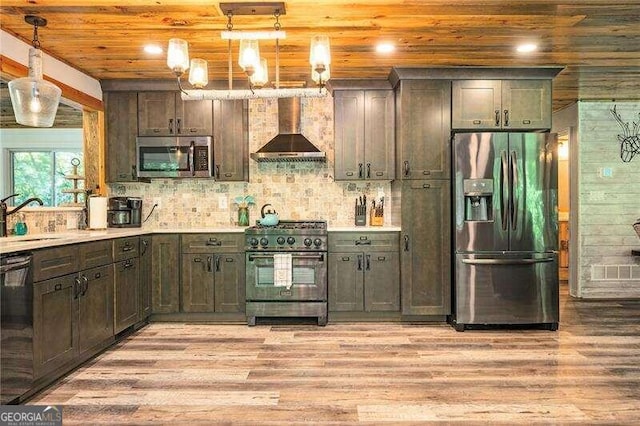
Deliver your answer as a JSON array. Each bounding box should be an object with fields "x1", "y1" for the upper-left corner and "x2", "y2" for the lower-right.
[
  {"x1": 8, "y1": 15, "x2": 62, "y2": 127},
  {"x1": 166, "y1": 2, "x2": 331, "y2": 100}
]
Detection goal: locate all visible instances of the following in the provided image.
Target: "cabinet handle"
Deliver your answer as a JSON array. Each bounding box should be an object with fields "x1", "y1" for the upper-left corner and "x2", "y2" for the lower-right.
[
  {"x1": 169, "y1": 118, "x2": 174, "y2": 134},
  {"x1": 82, "y1": 275, "x2": 89, "y2": 296},
  {"x1": 74, "y1": 277, "x2": 81, "y2": 299},
  {"x1": 122, "y1": 245, "x2": 133, "y2": 252},
  {"x1": 404, "y1": 234, "x2": 410, "y2": 252},
  {"x1": 422, "y1": 183, "x2": 431, "y2": 189},
  {"x1": 357, "y1": 254, "x2": 363, "y2": 271},
  {"x1": 215, "y1": 165, "x2": 220, "y2": 179},
  {"x1": 358, "y1": 163, "x2": 363, "y2": 179},
  {"x1": 176, "y1": 118, "x2": 182, "y2": 134},
  {"x1": 206, "y1": 238, "x2": 222, "y2": 246},
  {"x1": 504, "y1": 109, "x2": 510, "y2": 127},
  {"x1": 355, "y1": 240, "x2": 371, "y2": 245},
  {"x1": 366, "y1": 163, "x2": 371, "y2": 179},
  {"x1": 124, "y1": 260, "x2": 134, "y2": 269},
  {"x1": 365, "y1": 254, "x2": 371, "y2": 271},
  {"x1": 141, "y1": 239, "x2": 148, "y2": 256},
  {"x1": 495, "y1": 110, "x2": 501, "y2": 127},
  {"x1": 206, "y1": 256, "x2": 212, "y2": 272},
  {"x1": 55, "y1": 283, "x2": 62, "y2": 291},
  {"x1": 131, "y1": 165, "x2": 137, "y2": 180},
  {"x1": 215, "y1": 256, "x2": 221, "y2": 272},
  {"x1": 404, "y1": 161, "x2": 410, "y2": 177}
]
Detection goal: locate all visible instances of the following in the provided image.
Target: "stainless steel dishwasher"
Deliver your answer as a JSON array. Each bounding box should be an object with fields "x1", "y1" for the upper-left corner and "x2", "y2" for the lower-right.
[{"x1": 1, "y1": 252, "x2": 34, "y2": 404}]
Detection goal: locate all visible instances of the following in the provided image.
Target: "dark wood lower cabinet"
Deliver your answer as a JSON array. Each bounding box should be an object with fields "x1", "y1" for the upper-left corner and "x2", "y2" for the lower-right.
[
  {"x1": 152, "y1": 235, "x2": 181, "y2": 314},
  {"x1": 181, "y1": 254, "x2": 214, "y2": 313},
  {"x1": 78, "y1": 265, "x2": 114, "y2": 353},
  {"x1": 213, "y1": 253, "x2": 245, "y2": 313},
  {"x1": 114, "y1": 258, "x2": 139, "y2": 333},
  {"x1": 33, "y1": 275, "x2": 77, "y2": 379},
  {"x1": 328, "y1": 249, "x2": 400, "y2": 313}
]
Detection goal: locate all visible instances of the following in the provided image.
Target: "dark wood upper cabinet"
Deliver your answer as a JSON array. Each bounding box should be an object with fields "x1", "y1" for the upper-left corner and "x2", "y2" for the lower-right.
[
  {"x1": 105, "y1": 91, "x2": 138, "y2": 182},
  {"x1": 452, "y1": 79, "x2": 551, "y2": 130},
  {"x1": 395, "y1": 80, "x2": 451, "y2": 180},
  {"x1": 213, "y1": 99, "x2": 249, "y2": 182},
  {"x1": 138, "y1": 92, "x2": 212, "y2": 136},
  {"x1": 333, "y1": 89, "x2": 394, "y2": 181}
]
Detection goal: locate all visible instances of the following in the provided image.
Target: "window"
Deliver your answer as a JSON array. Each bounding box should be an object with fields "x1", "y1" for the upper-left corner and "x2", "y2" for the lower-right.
[{"x1": 10, "y1": 150, "x2": 84, "y2": 206}]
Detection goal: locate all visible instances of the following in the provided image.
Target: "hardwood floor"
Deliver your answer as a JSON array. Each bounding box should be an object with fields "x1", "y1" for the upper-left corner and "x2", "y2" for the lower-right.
[{"x1": 29, "y1": 285, "x2": 640, "y2": 424}]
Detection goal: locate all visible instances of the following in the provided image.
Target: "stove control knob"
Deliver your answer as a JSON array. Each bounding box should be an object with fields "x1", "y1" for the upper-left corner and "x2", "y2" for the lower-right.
[
  {"x1": 313, "y1": 238, "x2": 323, "y2": 247},
  {"x1": 287, "y1": 237, "x2": 296, "y2": 245},
  {"x1": 249, "y1": 237, "x2": 259, "y2": 247},
  {"x1": 304, "y1": 238, "x2": 312, "y2": 247},
  {"x1": 276, "y1": 236, "x2": 286, "y2": 245},
  {"x1": 260, "y1": 237, "x2": 269, "y2": 247}
]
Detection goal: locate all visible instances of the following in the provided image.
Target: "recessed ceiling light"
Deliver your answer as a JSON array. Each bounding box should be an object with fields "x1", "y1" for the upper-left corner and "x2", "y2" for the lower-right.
[
  {"x1": 376, "y1": 42, "x2": 395, "y2": 54},
  {"x1": 144, "y1": 44, "x2": 163, "y2": 55},
  {"x1": 516, "y1": 43, "x2": 537, "y2": 53}
]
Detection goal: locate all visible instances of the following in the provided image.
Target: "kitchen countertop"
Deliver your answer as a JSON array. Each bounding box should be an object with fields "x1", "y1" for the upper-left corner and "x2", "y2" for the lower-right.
[{"x1": 1, "y1": 226, "x2": 402, "y2": 254}]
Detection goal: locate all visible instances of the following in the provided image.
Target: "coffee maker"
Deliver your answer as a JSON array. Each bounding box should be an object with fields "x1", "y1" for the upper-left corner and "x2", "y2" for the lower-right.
[{"x1": 107, "y1": 197, "x2": 142, "y2": 228}]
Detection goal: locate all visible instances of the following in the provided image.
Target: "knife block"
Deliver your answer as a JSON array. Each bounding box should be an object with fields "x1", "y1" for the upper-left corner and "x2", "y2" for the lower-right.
[
  {"x1": 370, "y1": 209, "x2": 383, "y2": 226},
  {"x1": 355, "y1": 206, "x2": 366, "y2": 226}
]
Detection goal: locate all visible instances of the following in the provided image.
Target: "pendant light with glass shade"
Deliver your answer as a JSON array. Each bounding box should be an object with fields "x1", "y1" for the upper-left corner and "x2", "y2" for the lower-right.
[
  {"x1": 8, "y1": 15, "x2": 62, "y2": 127},
  {"x1": 167, "y1": 38, "x2": 210, "y2": 91}
]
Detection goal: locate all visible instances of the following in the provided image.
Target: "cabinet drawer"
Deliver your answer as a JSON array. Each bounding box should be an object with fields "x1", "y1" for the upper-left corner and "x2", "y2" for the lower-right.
[
  {"x1": 79, "y1": 240, "x2": 114, "y2": 270},
  {"x1": 114, "y1": 237, "x2": 140, "y2": 261},
  {"x1": 181, "y1": 233, "x2": 244, "y2": 253},
  {"x1": 33, "y1": 246, "x2": 80, "y2": 282},
  {"x1": 328, "y1": 232, "x2": 399, "y2": 252}
]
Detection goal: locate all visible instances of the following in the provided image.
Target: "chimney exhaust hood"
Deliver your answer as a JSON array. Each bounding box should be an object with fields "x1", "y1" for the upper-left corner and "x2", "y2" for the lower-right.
[{"x1": 250, "y1": 97, "x2": 326, "y2": 162}]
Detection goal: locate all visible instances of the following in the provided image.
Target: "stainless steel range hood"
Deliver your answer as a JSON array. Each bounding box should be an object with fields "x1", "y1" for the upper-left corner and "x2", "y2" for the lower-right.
[{"x1": 250, "y1": 97, "x2": 326, "y2": 162}]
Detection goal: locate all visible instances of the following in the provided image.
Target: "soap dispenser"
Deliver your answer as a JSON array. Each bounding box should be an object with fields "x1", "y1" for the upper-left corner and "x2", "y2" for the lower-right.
[{"x1": 14, "y1": 213, "x2": 28, "y2": 235}]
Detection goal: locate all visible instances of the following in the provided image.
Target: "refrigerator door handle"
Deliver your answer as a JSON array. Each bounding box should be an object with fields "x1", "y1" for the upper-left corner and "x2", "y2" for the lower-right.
[
  {"x1": 461, "y1": 257, "x2": 555, "y2": 265},
  {"x1": 500, "y1": 150, "x2": 509, "y2": 230},
  {"x1": 510, "y1": 150, "x2": 518, "y2": 230}
]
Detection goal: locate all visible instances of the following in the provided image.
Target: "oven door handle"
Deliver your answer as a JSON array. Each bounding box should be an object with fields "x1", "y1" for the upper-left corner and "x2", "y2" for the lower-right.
[{"x1": 248, "y1": 253, "x2": 325, "y2": 261}]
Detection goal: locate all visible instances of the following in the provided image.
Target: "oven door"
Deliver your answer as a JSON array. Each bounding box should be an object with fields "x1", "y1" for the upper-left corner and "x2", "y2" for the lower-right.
[{"x1": 246, "y1": 251, "x2": 327, "y2": 301}]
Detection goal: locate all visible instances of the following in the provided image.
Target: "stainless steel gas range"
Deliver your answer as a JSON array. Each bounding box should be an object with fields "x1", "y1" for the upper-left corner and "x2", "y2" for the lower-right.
[{"x1": 245, "y1": 220, "x2": 328, "y2": 326}]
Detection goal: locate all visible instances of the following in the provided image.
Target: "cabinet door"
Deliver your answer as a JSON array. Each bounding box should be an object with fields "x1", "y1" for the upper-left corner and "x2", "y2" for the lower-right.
[
  {"x1": 328, "y1": 253, "x2": 364, "y2": 312},
  {"x1": 333, "y1": 91, "x2": 365, "y2": 180},
  {"x1": 138, "y1": 92, "x2": 176, "y2": 136},
  {"x1": 451, "y1": 80, "x2": 501, "y2": 129},
  {"x1": 33, "y1": 274, "x2": 77, "y2": 378},
  {"x1": 364, "y1": 90, "x2": 394, "y2": 180},
  {"x1": 177, "y1": 95, "x2": 213, "y2": 135},
  {"x1": 501, "y1": 80, "x2": 551, "y2": 130},
  {"x1": 78, "y1": 265, "x2": 114, "y2": 353},
  {"x1": 138, "y1": 237, "x2": 152, "y2": 320},
  {"x1": 397, "y1": 80, "x2": 451, "y2": 180},
  {"x1": 105, "y1": 91, "x2": 138, "y2": 182},
  {"x1": 114, "y1": 258, "x2": 139, "y2": 333},
  {"x1": 364, "y1": 251, "x2": 400, "y2": 312},
  {"x1": 181, "y1": 254, "x2": 214, "y2": 312},
  {"x1": 213, "y1": 99, "x2": 248, "y2": 181},
  {"x1": 214, "y1": 253, "x2": 245, "y2": 313},
  {"x1": 152, "y1": 235, "x2": 180, "y2": 313},
  {"x1": 401, "y1": 180, "x2": 451, "y2": 315}
]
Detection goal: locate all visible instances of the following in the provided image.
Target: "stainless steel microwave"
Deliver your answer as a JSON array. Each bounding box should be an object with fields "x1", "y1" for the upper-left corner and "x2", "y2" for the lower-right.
[{"x1": 136, "y1": 136, "x2": 212, "y2": 178}]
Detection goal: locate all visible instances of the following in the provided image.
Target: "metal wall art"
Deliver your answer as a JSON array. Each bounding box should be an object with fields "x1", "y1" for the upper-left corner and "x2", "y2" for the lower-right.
[{"x1": 610, "y1": 105, "x2": 640, "y2": 162}]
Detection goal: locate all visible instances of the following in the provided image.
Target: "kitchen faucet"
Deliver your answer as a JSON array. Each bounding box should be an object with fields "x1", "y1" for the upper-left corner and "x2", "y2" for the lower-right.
[{"x1": 0, "y1": 194, "x2": 44, "y2": 237}]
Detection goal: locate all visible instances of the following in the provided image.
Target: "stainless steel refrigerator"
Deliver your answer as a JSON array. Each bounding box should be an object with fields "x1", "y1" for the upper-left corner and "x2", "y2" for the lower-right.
[{"x1": 451, "y1": 132, "x2": 559, "y2": 331}]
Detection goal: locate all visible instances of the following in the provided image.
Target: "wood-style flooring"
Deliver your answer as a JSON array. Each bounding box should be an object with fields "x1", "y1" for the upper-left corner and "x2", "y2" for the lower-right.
[{"x1": 29, "y1": 285, "x2": 640, "y2": 424}]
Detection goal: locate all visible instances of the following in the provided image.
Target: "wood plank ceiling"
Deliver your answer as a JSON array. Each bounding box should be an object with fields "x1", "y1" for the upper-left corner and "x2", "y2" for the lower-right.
[{"x1": 1, "y1": 0, "x2": 639, "y2": 112}]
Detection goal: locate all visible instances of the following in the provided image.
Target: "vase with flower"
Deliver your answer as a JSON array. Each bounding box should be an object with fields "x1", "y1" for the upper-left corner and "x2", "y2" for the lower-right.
[{"x1": 234, "y1": 195, "x2": 255, "y2": 226}]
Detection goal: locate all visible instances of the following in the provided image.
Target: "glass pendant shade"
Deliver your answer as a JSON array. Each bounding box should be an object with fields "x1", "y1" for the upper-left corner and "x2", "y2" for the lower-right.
[
  {"x1": 238, "y1": 39, "x2": 260, "y2": 75},
  {"x1": 309, "y1": 35, "x2": 331, "y2": 72},
  {"x1": 167, "y1": 38, "x2": 189, "y2": 74},
  {"x1": 8, "y1": 48, "x2": 61, "y2": 127},
  {"x1": 188, "y1": 58, "x2": 208, "y2": 88},
  {"x1": 311, "y1": 64, "x2": 330, "y2": 84},
  {"x1": 250, "y1": 58, "x2": 269, "y2": 87}
]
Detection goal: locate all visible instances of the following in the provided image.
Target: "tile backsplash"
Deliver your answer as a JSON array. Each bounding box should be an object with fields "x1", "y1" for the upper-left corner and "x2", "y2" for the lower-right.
[
  {"x1": 4, "y1": 208, "x2": 84, "y2": 235},
  {"x1": 109, "y1": 96, "x2": 392, "y2": 229}
]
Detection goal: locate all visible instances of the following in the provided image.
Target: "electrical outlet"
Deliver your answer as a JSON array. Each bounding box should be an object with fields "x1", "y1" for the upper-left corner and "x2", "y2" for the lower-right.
[
  {"x1": 153, "y1": 197, "x2": 161, "y2": 208},
  {"x1": 218, "y1": 195, "x2": 228, "y2": 209}
]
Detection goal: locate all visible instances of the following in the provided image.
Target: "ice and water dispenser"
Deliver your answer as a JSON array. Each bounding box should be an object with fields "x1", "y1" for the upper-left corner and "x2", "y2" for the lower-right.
[{"x1": 463, "y1": 179, "x2": 493, "y2": 221}]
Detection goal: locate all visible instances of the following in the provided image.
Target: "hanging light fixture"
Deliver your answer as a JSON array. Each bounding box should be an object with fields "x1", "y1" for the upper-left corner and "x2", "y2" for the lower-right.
[
  {"x1": 177, "y1": 2, "x2": 331, "y2": 101},
  {"x1": 188, "y1": 58, "x2": 209, "y2": 88},
  {"x1": 8, "y1": 15, "x2": 62, "y2": 127}
]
